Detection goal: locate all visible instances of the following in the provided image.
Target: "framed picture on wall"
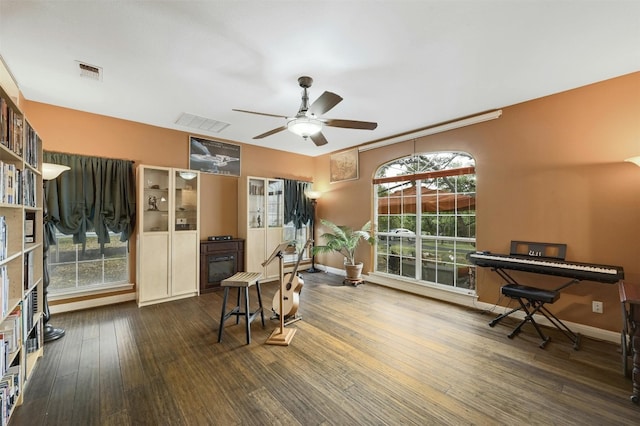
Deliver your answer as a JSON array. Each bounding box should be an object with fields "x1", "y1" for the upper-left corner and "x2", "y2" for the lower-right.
[
  {"x1": 330, "y1": 148, "x2": 359, "y2": 183},
  {"x1": 189, "y1": 136, "x2": 241, "y2": 176}
]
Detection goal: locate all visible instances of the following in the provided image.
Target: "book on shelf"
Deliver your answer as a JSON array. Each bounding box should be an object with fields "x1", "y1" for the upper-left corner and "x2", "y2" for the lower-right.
[
  {"x1": 0, "y1": 98, "x2": 8, "y2": 148},
  {"x1": 0, "y1": 162, "x2": 20, "y2": 205},
  {"x1": 0, "y1": 267, "x2": 7, "y2": 320},
  {"x1": 0, "y1": 364, "x2": 20, "y2": 424},
  {"x1": 0, "y1": 216, "x2": 6, "y2": 261},
  {"x1": 0, "y1": 106, "x2": 23, "y2": 156},
  {"x1": 22, "y1": 169, "x2": 36, "y2": 208},
  {"x1": 0, "y1": 319, "x2": 19, "y2": 358},
  {"x1": 23, "y1": 250, "x2": 34, "y2": 291},
  {"x1": 23, "y1": 292, "x2": 34, "y2": 338},
  {"x1": 24, "y1": 211, "x2": 35, "y2": 244},
  {"x1": 24, "y1": 122, "x2": 40, "y2": 168},
  {"x1": 0, "y1": 102, "x2": 22, "y2": 155}
]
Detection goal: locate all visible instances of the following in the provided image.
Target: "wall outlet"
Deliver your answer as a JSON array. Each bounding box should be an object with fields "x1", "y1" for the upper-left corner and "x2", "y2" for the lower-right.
[{"x1": 592, "y1": 301, "x2": 604, "y2": 314}]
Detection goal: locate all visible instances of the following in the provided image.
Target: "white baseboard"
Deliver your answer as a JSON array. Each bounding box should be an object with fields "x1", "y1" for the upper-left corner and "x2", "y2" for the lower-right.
[{"x1": 50, "y1": 292, "x2": 136, "y2": 314}]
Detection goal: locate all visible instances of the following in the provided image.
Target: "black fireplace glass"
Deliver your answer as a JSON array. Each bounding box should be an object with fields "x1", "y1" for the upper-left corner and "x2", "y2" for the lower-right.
[{"x1": 208, "y1": 254, "x2": 235, "y2": 284}]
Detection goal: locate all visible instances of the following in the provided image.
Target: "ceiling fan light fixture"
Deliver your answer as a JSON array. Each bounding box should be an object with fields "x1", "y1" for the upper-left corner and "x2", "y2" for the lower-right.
[{"x1": 287, "y1": 117, "x2": 323, "y2": 137}]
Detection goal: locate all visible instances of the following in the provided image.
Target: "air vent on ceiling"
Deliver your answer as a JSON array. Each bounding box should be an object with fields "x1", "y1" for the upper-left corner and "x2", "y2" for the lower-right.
[
  {"x1": 175, "y1": 113, "x2": 230, "y2": 133},
  {"x1": 76, "y1": 61, "x2": 102, "y2": 81}
]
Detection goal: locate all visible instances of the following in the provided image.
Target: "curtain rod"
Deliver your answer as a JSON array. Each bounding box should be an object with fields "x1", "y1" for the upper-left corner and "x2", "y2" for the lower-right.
[
  {"x1": 276, "y1": 177, "x2": 312, "y2": 183},
  {"x1": 44, "y1": 150, "x2": 135, "y2": 163}
]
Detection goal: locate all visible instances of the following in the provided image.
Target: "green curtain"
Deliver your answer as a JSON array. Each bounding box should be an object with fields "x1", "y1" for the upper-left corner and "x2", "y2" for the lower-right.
[
  {"x1": 283, "y1": 179, "x2": 313, "y2": 229},
  {"x1": 43, "y1": 151, "x2": 136, "y2": 251}
]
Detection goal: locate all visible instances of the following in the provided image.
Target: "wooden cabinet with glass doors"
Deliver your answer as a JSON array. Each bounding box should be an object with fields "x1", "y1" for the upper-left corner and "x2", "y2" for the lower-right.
[
  {"x1": 238, "y1": 177, "x2": 284, "y2": 282},
  {"x1": 136, "y1": 166, "x2": 200, "y2": 306}
]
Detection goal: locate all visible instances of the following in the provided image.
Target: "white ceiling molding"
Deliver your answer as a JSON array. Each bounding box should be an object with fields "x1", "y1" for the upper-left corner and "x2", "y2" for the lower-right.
[{"x1": 358, "y1": 110, "x2": 503, "y2": 153}]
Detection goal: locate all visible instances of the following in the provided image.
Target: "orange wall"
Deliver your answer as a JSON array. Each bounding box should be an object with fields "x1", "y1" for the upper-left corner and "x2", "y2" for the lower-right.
[
  {"x1": 23, "y1": 72, "x2": 640, "y2": 332},
  {"x1": 22, "y1": 102, "x2": 315, "y2": 296},
  {"x1": 312, "y1": 72, "x2": 640, "y2": 332}
]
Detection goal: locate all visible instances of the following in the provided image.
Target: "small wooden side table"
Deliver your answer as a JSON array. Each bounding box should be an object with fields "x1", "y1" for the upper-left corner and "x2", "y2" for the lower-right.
[{"x1": 618, "y1": 281, "x2": 640, "y2": 404}]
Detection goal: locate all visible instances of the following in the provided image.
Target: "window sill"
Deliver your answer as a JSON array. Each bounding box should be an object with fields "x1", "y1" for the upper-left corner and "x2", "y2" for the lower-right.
[
  {"x1": 366, "y1": 272, "x2": 477, "y2": 307},
  {"x1": 49, "y1": 283, "x2": 135, "y2": 302}
]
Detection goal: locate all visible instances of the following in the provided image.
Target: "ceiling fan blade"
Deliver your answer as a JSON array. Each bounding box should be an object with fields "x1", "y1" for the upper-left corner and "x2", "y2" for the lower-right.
[
  {"x1": 233, "y1": 109, "x2": 288, "y2": 119},
  {"x1": 310, "y1": 132, "x2": 328, "y2": 146},
  {"x1": 323, "y1": 118, "x2": 378, "y2": 130},
  {"x1": 309, "y1": 91, "x2": 343, "y2": 116},
  {"x1": 254, "y1": 125, "x2": 287, "y2": 139}
]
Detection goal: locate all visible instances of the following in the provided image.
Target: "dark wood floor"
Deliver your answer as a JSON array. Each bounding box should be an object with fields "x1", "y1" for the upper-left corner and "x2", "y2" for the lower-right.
[{"x1": 11, "y1": 272, "x2": 640, "y2": 425}]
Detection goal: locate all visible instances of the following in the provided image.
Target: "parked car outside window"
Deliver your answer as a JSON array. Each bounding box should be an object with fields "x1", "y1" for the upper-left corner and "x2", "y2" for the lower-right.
[{"x1": 390, "y1": 228, "x2": 415, "y2": 241}]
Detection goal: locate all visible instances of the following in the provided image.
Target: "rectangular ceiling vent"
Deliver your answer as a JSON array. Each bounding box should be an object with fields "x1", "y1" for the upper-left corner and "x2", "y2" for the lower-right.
[
  {"x1": 175, "y1": 113, "x2": 230, "y2": 133},
  {"x1": 76, "y1": 61, "x2": 102, "y2": 81}
]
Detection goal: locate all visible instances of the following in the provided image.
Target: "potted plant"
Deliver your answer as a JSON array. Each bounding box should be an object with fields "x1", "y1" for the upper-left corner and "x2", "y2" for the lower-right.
[{"x1": 312, "y1": 219, "x2": 375, "y2": 280}]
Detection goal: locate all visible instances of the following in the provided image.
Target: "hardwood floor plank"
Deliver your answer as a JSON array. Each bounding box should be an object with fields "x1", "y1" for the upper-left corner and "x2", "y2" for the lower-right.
[
  {"x1": 113, "y1": 315, "x2": 148, "y2": 391},
  {"x1": 40, "y1": 372, "x2": 78, "y2": 425},
  {"x1": 98, "y1": 309, "x2": 126, "y2": 420},
  {"x1": 71, "y1": 336, "x2": 101, "y2": 426}
]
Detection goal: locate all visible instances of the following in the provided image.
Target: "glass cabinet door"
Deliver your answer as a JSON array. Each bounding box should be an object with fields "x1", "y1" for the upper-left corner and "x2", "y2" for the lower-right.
[
  {"x1": 143, "y1": 167, "x2": 169, "y2": 232},
  {"x1": 249, "y1": 178, "x2": 265, "y2": 229},
  {"x1": 267, "y1": 179, "x2": 283, "y2": 228},
  {"x1": 174, "y1": 170, "x2": 199, "y2": 231}
]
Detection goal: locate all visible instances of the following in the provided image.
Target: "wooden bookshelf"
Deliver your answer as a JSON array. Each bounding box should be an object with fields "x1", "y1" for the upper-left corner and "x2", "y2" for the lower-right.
[{"x1": 0, "y1": 58, "x2": 44, "y2": 424}]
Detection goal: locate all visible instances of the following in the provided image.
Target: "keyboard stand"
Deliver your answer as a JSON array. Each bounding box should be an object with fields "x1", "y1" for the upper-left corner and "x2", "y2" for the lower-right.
[{"x1": 489, "y1": 268, "x2": 581, "y2": 350}]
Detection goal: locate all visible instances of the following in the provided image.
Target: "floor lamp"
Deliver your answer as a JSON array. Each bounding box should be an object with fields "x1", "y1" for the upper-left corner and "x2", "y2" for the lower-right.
[
  {"x1": 305, "y1": 190, "x2": 322, "y2": 273},
  {"x1": 42, "y1": 162, "x2": 70, "y2": 342}
]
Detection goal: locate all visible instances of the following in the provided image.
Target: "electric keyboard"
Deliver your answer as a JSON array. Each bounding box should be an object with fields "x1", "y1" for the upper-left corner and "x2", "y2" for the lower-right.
[{"x1": 468, "y1": 252, "x2": 624, "y2": 283}]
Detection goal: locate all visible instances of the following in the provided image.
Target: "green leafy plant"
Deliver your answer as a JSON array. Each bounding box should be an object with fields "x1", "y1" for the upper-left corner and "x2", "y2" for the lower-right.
[{"x1": 312, "y1": 219, "x2": 374, "y2": 266}]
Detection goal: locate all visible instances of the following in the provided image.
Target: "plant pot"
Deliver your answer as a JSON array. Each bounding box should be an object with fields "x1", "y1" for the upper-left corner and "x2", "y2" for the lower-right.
[{"x1": 345, "y1": 262, "x2": 364, "y2": 280}]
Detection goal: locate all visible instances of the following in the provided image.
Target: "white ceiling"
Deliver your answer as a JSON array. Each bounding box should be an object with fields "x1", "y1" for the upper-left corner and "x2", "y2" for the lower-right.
[{"x1": 1, "y1": 1, "x2": 639, "y2": 157}]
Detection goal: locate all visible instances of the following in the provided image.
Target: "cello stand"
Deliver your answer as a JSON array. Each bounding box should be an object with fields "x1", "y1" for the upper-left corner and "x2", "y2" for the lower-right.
[
  {"x1": 263, "y1": 242, "x2": 297, "y2": 346},
  {"x1": 270, "y1": 311, "x2": 303, "y2": 326}
]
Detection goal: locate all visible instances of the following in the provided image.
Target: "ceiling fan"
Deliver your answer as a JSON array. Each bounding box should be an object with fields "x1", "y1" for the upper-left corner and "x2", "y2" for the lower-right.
[{"x1": 233, "y1": 76, "x2": 377, "y2": 146}]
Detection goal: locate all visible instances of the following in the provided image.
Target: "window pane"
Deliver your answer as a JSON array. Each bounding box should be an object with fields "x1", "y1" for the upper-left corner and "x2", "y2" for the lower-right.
[
  {"x1": 79, "y1": 234, "x2": 106, "y2": 261},
  {"x1": 282, "y1": 222, "x2": 310, "y2": 263},
  {"x1": 51, "y1": 234, "x2": 76, "y2": 263},
  {"x1": 456, "y1": 215, "x2": 476, "y2": 238},
  {"x1": 401, "y1": 257, "x2": 416, "y2": 278},
  {"x1": 436, "y1": 263, "x2": 455, "y2": 286},
  {"x1": 438, "y1": 215, "x2": 456, "y2": 237},
  {"x1": 422, "y1": 260, "x2": 437, "y2": 282},
  {"x1": 104, "y1": 258, "x2": 128, "y2": 283},
  {"x1": 421, "y1": 215, "x2": 437, "y2": 236},
  {"x1": 376, "y1": 254, "x2": 389, "y2": 273},
  {"x1": 78, "y1": 260, "x2": 103, "y2": 287},
  {"x1": 457, "y1": 192, "x2": 475, "y2": 213},
  {"x1": 49, "y1": 263, "x2": 76, "y2": 292}
]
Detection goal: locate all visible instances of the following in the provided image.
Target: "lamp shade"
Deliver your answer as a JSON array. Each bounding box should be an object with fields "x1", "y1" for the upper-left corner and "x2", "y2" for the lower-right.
[
  {"x1": 305, "y1": 190, "x2": 322, "y2": 200},
  {"x1": 287, "y1": 117, "x2": 323, "y2": 137},
  {"x1": 625, "y1": 156, "x2": 640, "y2": 167},
  {"x1": 179, "y1": 171, "x2": 197, "y2": 180},
  {"x1": 42, "y1": 163, "x2": 70, "y2": 180}
]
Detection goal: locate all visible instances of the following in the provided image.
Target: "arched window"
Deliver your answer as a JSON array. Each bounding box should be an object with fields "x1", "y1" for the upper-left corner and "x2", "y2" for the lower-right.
[{"x1": 374, "y1": 152, "x2": 476, "y2": 292}]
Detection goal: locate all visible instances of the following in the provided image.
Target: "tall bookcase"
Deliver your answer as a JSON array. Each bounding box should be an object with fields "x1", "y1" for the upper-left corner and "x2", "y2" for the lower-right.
[{"x1": 0, "y1": 81, "x2": 44, "y2": 423}]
